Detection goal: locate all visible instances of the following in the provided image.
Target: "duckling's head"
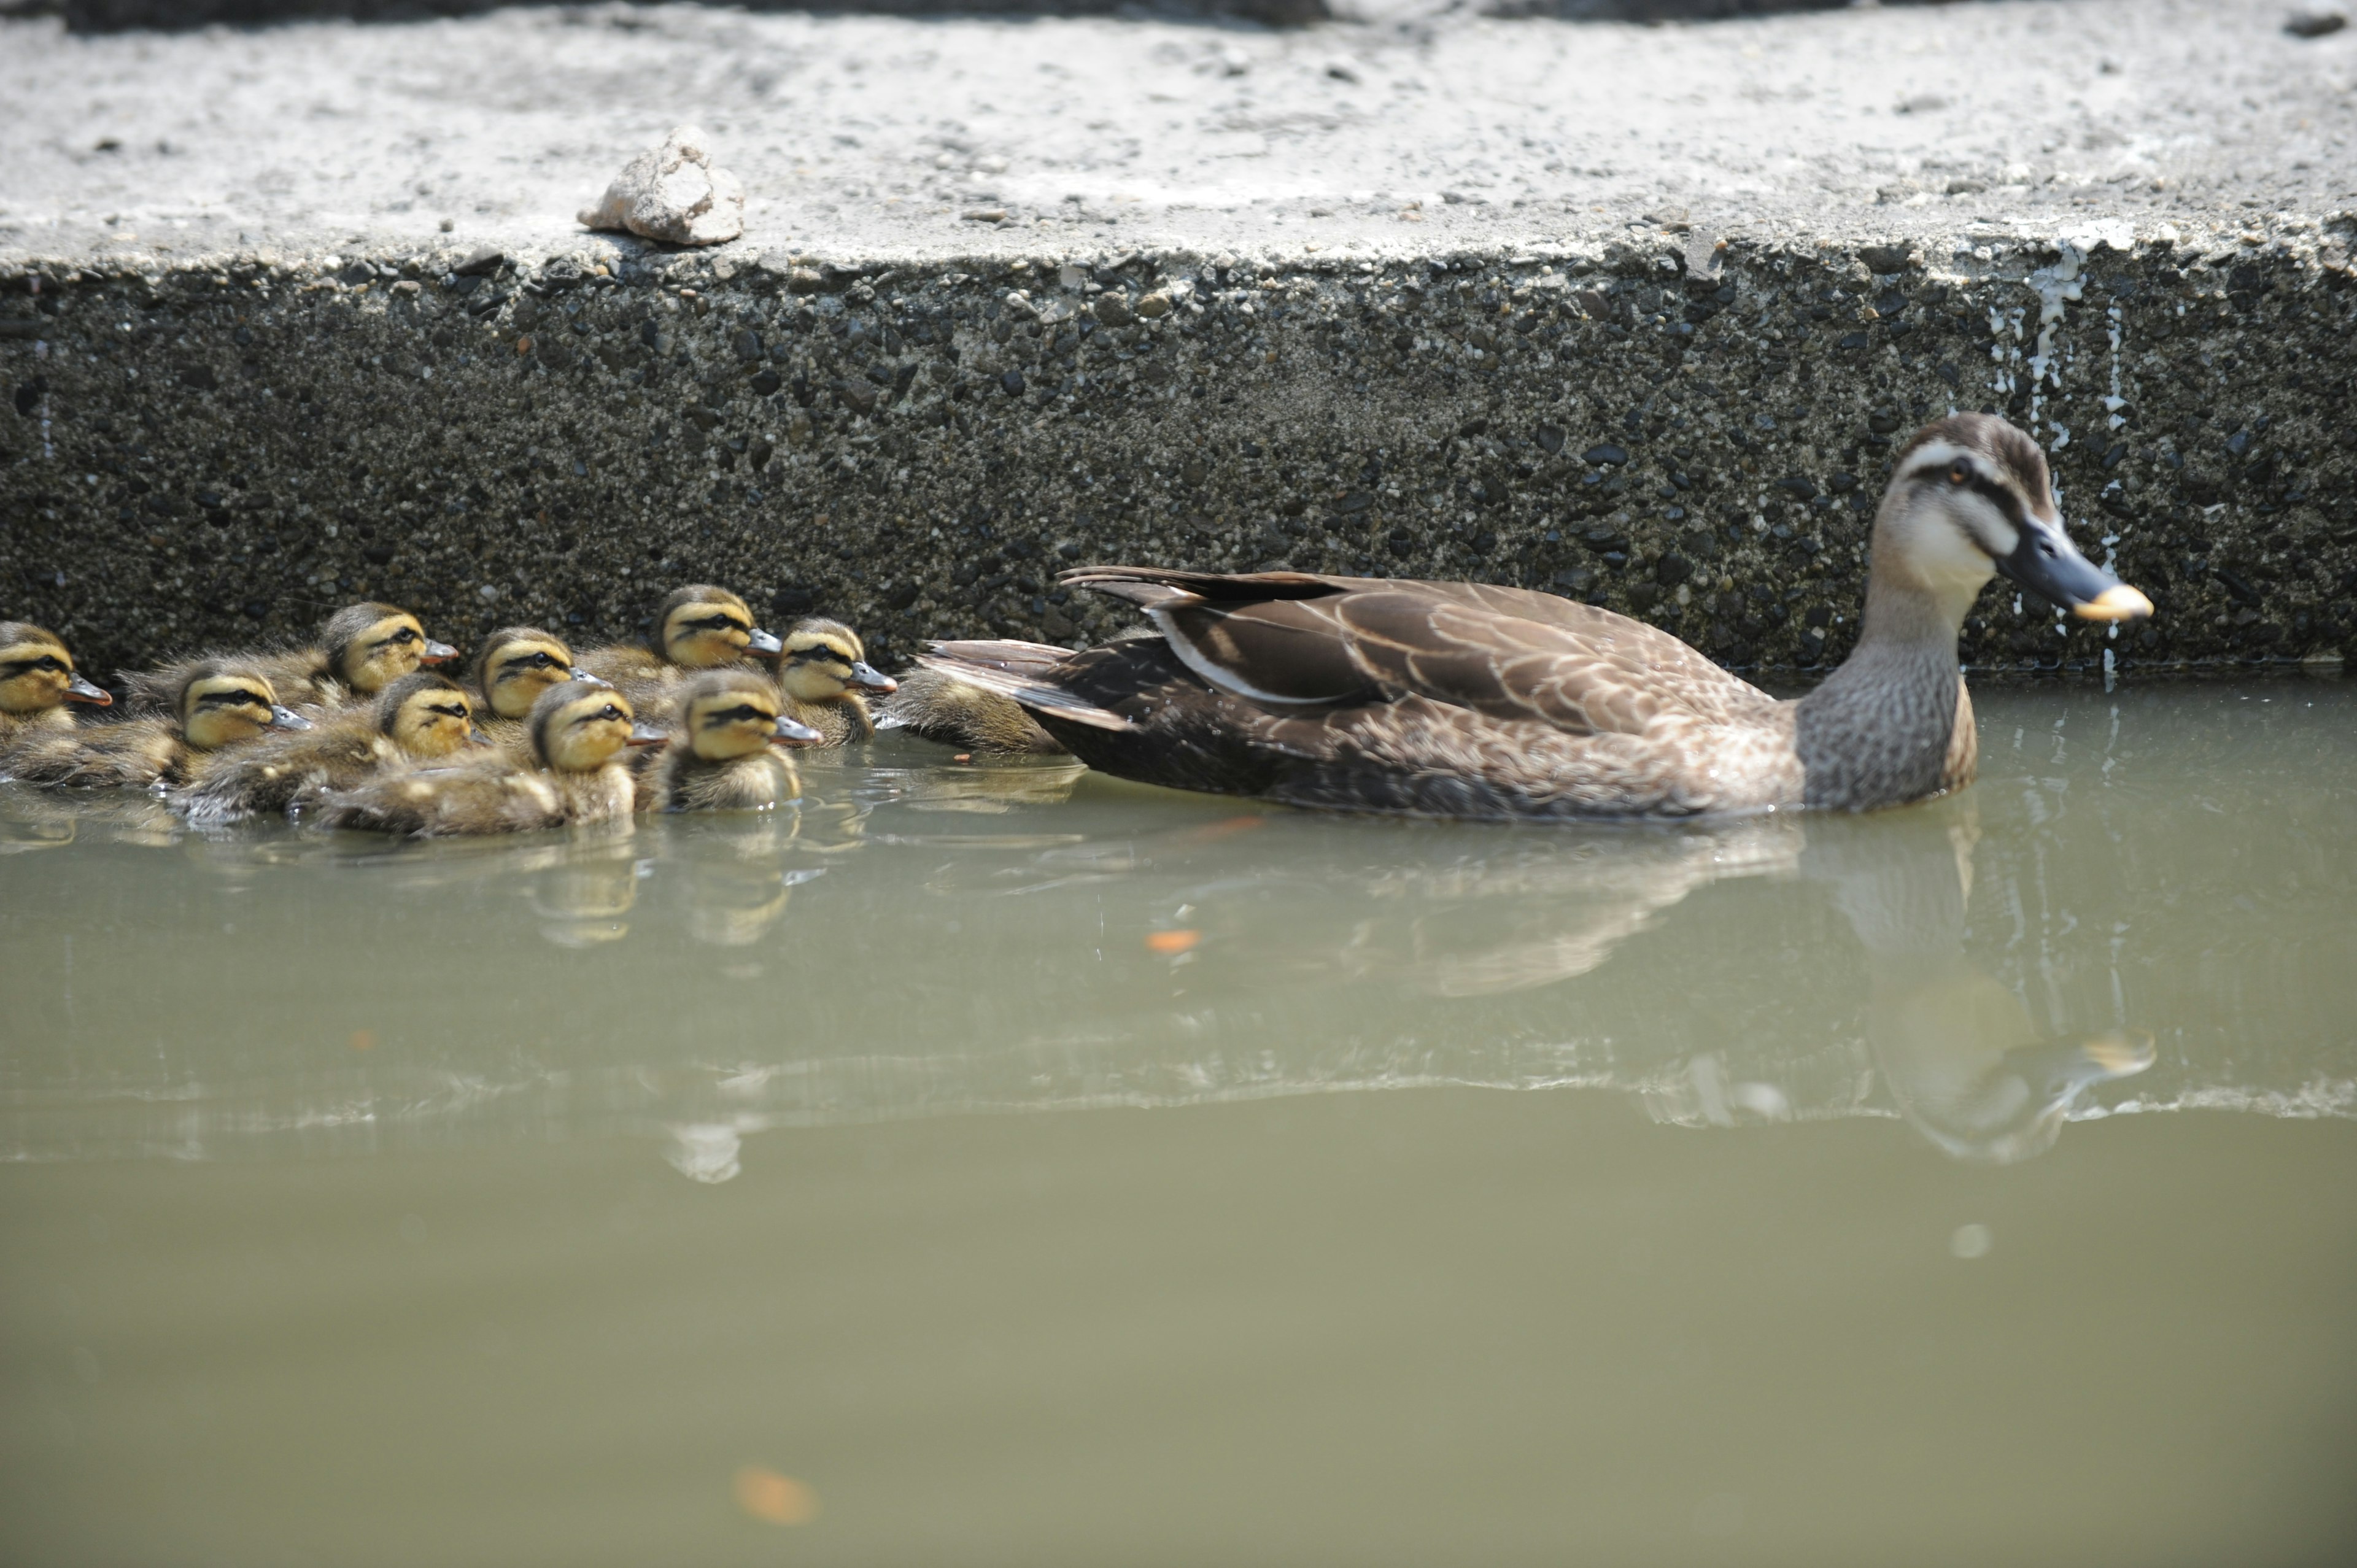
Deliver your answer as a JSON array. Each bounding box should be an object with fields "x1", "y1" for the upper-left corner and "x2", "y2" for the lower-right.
[
  {"x1": 470, "y1": 626, "x2": 583, "y2": 719},
  {"x1": 0, "y1": 622, "x2": 112, "y2": 715},
  {"x1": 654, "y1": 585, "x2": 783, "y2": 670},
  {"x1": 321, "y1": 602, "x2": 459, "y2": 696},
  {"x1": 678, "y1": 670, "x2": 825, "y2": 760},
  {"x1": 374, "y1": 671, "x2": 478, "y2": 759},
  {"x1": 1877, "y1": 415, "x2": 2154, "y2": 628},
  {"x1": 177, "y1": 663, "x2": 311, "y2": 751},
  {"x1": 527, "y1": 680, "x2": 637, "y2": 773},
  {"x1": 777, "y1": 619, "x2": 899, "y2": 703}
]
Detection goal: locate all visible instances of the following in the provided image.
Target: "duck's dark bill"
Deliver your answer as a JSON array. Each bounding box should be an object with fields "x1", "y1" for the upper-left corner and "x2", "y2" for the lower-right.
[
  {"x1": 1996, "y1": 514, "x2": 2155, "y2": 622},
  {"x1": 64, "y1": 674, "x2": 113, "y2": 705},
  {"x1": 269, "y1": 705, "x2": 314, "y2": 730},
  {"x1": 421, "y1": 639, "x2": 460, "y2": 663}
]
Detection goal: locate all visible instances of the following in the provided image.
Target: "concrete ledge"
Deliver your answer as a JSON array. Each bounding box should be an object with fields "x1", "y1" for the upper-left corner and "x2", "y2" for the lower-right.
[{"x1": 4, "y1": 1, "x2": 2355, "y2": 679}]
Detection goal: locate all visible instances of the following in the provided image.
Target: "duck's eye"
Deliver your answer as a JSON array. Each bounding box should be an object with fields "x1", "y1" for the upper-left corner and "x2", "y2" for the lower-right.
[
  {"x1": 1947, "y1": 460, "x2": 1971, "y2": 486},
  {"x1": 36, "y1": 657, "x2": 64, "y2": 673},
  {"x1": 427, "y1": 703, "x2": 468, "y2": 719},
  {"x1": 598, "y1": 705, "x2": 624, "y2": 722},
  {"x1": 390, "y1": 628, "x2": 420, "y2": 644}
]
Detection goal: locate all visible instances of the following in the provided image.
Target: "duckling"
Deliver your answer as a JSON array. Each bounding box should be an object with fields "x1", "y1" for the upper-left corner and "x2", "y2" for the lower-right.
[
  {"x1": 0, "y1": 622, "x2": 115, "y2": 747},
  {"x1": 2, "y1": 662, "x2": 311, "y2": 789},
  {"x1": 122, "y1": 602, "x2": 457, "y2": 716},
  {"x1": 467, "y1": 625, "x2": 591, "y2": 758},
  {"x1": 638, "y1": 670, "x2": 823, "y2": 813},
  {"x1": 173, "y1": 671, "x2": 481, "y2": 825},
  {"x1": 919, "y1": 415, "x2": 2154, "y2": 820},
  {"x1": 319, "y1": 680, "x2": 641, "y2": 836},
  {"x1": 876, "y1": 666, "x2": 1064, "y2": 754},
  {"x1": 774, "y1": 619, "x2": 899, "y2": 745},
  {"x1": 578, "y1": 584, "x2": 783, "y2": 713}
]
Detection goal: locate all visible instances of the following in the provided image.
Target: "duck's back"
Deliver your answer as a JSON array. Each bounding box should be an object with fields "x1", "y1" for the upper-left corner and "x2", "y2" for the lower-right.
[
  {"x1": 173, "y1": 719, "x2": 392, "y2": 824},
  {"x1": 1, "y1": 715, "x2": 185, "y2": 789}
]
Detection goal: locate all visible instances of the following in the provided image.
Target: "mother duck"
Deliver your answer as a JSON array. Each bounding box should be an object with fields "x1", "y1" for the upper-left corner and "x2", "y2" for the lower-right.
[{"x1": 919, "y1": 415, "x2": 2152, "y2": 819}]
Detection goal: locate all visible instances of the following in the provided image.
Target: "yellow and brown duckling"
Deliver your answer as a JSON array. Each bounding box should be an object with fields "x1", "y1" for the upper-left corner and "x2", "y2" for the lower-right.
[
  {"x1": 173, "y1": 671, "x2": 482, "y2": 825},
  {"x1": 123, "y1": 601, "x2": 457, "y2": 717},
  {"x1": 578, "y1": 584, "x2": 783, "y2": 713},
  {"x1": 2, "y1": 662, "x2": 311, "y2": 790},
  {"x1": 774, "y1": 619, "x2": 898, "y2": 746},
  {"x1": 875, "y1": 667, "x2": 1064, "y2": 755},
  {"x1": 467, "y1": 625, "x2": 592, "y2": 758},
  {"x1": 319, "y1": 679, "x2": 644, "y2": 836},
  {"x1": 638, "y1": 670, "x2": 822, "y2": 813},
  {"x1": 0, "y1": 622, "x2": 115, "y2": 747}
]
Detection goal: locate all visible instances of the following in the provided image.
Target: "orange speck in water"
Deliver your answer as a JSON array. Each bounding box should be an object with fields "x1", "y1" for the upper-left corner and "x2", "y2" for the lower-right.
[
  {"x1": 1182, "y1": 815, "x2": 1266, "y2": 843},
  {"x1": 1145, "y1": 929, "x2": 1201, "y2": 955},
  {"x1": 347, "y1": 1029, "x2": 377, "y2": 1052},
  {"x1": 954, "y1": 753, "x2": 973, "y2": 763},
  {"x1": 733, "y1": 1466, "x2": 819, "y2": 1525}
]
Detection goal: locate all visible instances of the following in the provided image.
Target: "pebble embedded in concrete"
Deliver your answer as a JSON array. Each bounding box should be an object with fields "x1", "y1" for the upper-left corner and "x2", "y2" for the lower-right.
[{"x1": 577, "y1": 126, "x2": 745, "y2": 248}]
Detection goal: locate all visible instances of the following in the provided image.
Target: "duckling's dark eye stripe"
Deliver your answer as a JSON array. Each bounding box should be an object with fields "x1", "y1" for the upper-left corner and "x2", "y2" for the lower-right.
[
  {"x1": 425, "y1": 703, "x2": 470, "y2": 719},
  {"x1": 681, "y1": 614, "x2": 750, "y2": 633},
  {"x1": 701, "y1": 704, "x2": 768, "y2": 725},
  {"x1": 2, "y1": 655, "x2": 66, "y2": 674},
  {"x1": 196, "y1": 691, "x2": 269, "y2": 709}
]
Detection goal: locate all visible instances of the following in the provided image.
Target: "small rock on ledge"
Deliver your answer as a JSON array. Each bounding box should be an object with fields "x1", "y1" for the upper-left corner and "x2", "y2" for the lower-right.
[{"x1": 577, "y1": 126, "x2": 745, "y2": 247}]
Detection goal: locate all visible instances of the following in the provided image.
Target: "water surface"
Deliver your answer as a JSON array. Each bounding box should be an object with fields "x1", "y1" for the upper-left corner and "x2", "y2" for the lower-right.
[{"x1": 3, "y1": 677, "x2": 2354, "y2": 1564}]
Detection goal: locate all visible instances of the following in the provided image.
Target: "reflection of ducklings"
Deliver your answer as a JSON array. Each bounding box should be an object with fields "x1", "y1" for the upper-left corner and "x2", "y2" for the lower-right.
[
  {"x1": 320, "y1": 681, "x2": 640, "y2": 836},
  {"x1": 467, "y1": 626, "x2": 590, "y2": 757},
  {"x1": 123, "y1": 601, "x2": 458, "y2": 716},
  {"x1": 775, "y1": 619, "x2": 898, "y2": 745},
  {"x1": 578, "y1": 585, "x2": 783, "y2": 713},
  {"x1": 0, "y1": 622, "x2": 115, "y2": 747},
  {"x1": 640, "y1": 670, "x2": 822, "y2": 813},
  {"x1": 174, "y1": 671, "x2": 480, "y2": 824},
  {"x1": 877, "y1": 668, "x2": 1063, "y2": 754},
  {"x1": 3, "y1": 663, "x2": 309, "y2": 789}
]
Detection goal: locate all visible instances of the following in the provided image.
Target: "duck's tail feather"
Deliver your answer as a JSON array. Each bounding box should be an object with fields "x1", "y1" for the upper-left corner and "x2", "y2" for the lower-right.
[{"x1": 917, "y1": 642, "x2": 1133, "y2": 732}]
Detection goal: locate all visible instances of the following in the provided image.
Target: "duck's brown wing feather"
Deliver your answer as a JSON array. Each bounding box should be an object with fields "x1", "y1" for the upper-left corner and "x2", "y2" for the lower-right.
[{"x1": 1062, "y1": 567, "x2": 1772, "y2": 735}]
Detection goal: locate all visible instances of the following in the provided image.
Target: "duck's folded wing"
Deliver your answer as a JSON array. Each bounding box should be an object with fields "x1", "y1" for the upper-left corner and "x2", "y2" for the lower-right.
[{"x1": 1066, "y1": 567, "x2": 1772, "y2": 735}]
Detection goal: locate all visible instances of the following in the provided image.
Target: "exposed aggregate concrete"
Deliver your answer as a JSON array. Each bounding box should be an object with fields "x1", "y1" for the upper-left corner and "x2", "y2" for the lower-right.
[{"x1": 2, "y1": 1, "x2": 2355, "y2": 681}]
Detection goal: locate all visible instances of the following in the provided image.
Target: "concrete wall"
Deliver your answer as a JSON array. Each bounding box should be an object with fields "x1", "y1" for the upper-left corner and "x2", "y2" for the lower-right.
[{"x1": 6, "y1": 227, "x2": 2351, "y2": 685}]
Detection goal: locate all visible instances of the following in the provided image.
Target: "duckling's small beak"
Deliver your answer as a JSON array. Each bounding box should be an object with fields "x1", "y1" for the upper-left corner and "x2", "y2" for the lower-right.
[
  {"x1": 747, "y1": 627, "x2": 784, "y2": 656},
  {"x1": 268, "y1": 705, "x2": 315, "y2": 731},
  {"x1": 848, "y1": 661, "x2": 899, "y2": 694},
  {"x1": 627, "y1": 722, "x2": 670, "y2": 748},
  {"x1": 771, "y1": 714, "x2": 826, "y2": 746},
  {"x1": 575, "y1": 674, "x2": 616, "y2": 690},
  {"x1": 420, "y1": 639, "x2": 459, "y2": 665},
  {"x1": 469, "y1": 726, "x2": 493, "y2": 747},
  {"x1": 64, "y1": 674, "x2": 113, "y2": 706},
  {"x1": 564, "y1": 666, "x2": 595, "y2": 682},
  {"x1": 1994, "y1": 512, "x2": 2154, "y2": 623}
]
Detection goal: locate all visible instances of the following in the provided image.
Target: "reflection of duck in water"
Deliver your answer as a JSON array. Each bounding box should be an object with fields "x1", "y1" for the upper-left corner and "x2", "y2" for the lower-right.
[{"x1": 1806, "y1": 803, "x2": 2153, "y2": 1163}]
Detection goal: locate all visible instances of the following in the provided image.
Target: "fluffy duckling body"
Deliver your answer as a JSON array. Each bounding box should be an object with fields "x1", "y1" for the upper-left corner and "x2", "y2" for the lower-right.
[
  {"x1": 123, "y1": 603, "x2": 457, "y2": 716},
  {"x1": 774, "y1": 620, "x2": 898, "y2": 746},
  {"x1": 320, "y1": 681, "x2": 639, "y2": 836},
  {"x1": 578, "y1": 585, "x2": 782, "y2": 714},
  {"x1": 468, "y1": 626, "x2": 590, "y2": 759},
  {"x1": 639, "y1": 670, "x2": 821, "y2": 813},
  {"x1": 0, "y1": 622, "x2": 115, "y2": 748},
  {"x1": 3, "y1": 663, "x2": 310, "y2": 789},
  {"x1": 173, "y1": 671, "x2": 481, "y2": 824},
  {"x1": 876, "y1": 667, "x2": 1064, "y2": 754}
]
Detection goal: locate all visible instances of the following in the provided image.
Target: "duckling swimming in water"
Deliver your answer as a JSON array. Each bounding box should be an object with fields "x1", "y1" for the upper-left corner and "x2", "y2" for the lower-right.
[
  {"x1": 0, "y1": 622, "x2": 114, "y2": 747},
  {"x1": 123, "y1": 601, "x2": 457, "y2": 716},
  {"x1": 877, "y1": 666, "x2": 1064, "y2": 754},
  {"x1": 173, "y1": 671, "x2": 481, "y2": 824},
  {"x1": 774, "y1": 619, "x2": 899, "y2": 746},
  {"x1": 3, "y1": 662, "x2": 311, "y2": 790},
  {"x1": 638, "y1": 670, "x2": 822, "y2": 813},
  {"x1": 466, "y1": 626, "x2": 591, "y2": 758},
  {"x1": 319, "y1": 680, "x2": 641, "y2": 836},
  {"x1": 578, "y1": 585, "x2": 783, "y2": 713}
]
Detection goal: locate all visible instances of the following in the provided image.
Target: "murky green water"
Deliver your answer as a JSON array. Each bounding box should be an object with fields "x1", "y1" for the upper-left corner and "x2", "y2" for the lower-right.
[{"x1": 4, "y1": 677, "x2": 2355, "y2": 1565}]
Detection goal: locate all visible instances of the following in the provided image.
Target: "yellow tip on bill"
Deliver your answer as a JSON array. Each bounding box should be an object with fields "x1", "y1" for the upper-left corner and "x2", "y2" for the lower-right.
[{"x1": 2075, "y1": 584, "x2": 2155, "y2": 622}]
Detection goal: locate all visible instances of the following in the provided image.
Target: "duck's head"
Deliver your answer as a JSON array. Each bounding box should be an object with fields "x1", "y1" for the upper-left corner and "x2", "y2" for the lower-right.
[
  {"x1": 654, "y1": 585, "x2": 782, "y2": 669},
  {"x1": 527, "y1": 679, "x2": 637, "y2": 773},
  {"x1": 321, "y1": 602, "x2": 459, "y2": 697},
  {"x1": 1877, "y1": 414, "x2": 2154, "y2": 628},
  {"x1": 374, "y1": 671, "x2": 479, "y2": 759},
  {"x1": 470, "y1": 626, "x2": 586, "y2": 719},
  {"x1": 0, "y1": 622, "x2": 112, "y2": 716},
  {"x1": 177, "y1": 663, "x2": 312, "y2": 751},
  {"x1": 777, "y1": 619, "x2": 898, "y2": 703},
  {"x1": 679, "y1": 670, "x2": 824, "y2": 760}
]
